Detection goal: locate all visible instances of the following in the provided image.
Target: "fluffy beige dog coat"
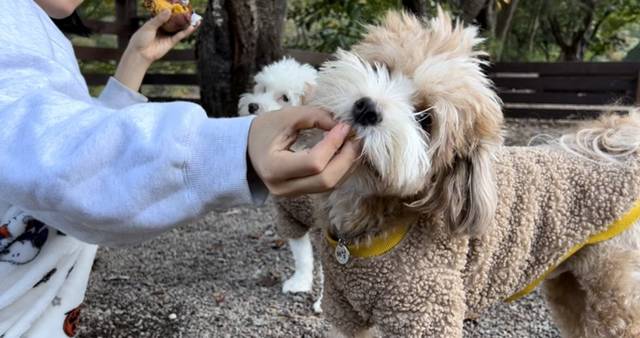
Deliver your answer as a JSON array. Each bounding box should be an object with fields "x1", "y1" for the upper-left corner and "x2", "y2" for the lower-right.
[{"x1": 279, "y1": 145, "x2": 640, "y2": 337}]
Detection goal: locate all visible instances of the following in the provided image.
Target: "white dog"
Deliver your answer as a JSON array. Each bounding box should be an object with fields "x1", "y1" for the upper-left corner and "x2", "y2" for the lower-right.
[
  {"x1": 237, "y1": 58, "x2": 323, "y2": 312},
  {"x1": 238, "y1": 57, "x2": 317, "y2": 116}
]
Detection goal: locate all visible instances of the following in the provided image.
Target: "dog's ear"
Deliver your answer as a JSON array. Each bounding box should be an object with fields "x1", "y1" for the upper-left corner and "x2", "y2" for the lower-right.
[
  {"x1": 414, "y1": 94, "x2": 502, "y2": 237},
  {"x1": 428, "y1": 142, "x2": 497, "y2": 236},
  {"x1": 301, "y1": 82, "x2": 316, "y2": 105},
  {"x1": 401, "y1": 11, "x2": 503, "y2": 237},
  {"x1": 409, "y1": 50, "x2": 503, "y2": 236}
]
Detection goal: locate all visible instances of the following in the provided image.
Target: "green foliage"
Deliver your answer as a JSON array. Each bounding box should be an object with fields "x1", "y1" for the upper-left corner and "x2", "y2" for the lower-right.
[
  {"x1": 494, "y1": 0, "x2": 640, "y2": 61},
  {"x1": 495, "y1": 1, "x2": 559, "y2": 61},
  {"x1": 284, "y1": 0, "x2": 403, "y2": 52},
  {"x1": 77, "y1": 0, "x2": 115, "y2": 20},
  {"x1": 284, "y1": 0, "x2": 463, "y2": 52},
  {"x1": 286, "y1": 0, "x2": 640, "y2": 61},
  {"x1": 587, "y1": 0, "x2": 640, "y2": 60}
]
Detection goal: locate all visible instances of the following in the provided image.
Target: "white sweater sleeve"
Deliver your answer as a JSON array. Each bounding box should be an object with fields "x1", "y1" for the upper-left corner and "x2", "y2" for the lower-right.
[
  {"x1": 0, "y1": 46, "x2": 267, "y2": 246},
  {"x1": 96, "y1": 77, "x2": 149, "y2": 109}
]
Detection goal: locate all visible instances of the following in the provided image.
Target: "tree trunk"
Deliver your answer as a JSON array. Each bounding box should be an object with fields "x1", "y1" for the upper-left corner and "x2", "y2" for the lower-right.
[
  {"x1": 494, "y1": 0, "x2": 519, "y2": 60},
  {"x1": 196, "y1": 0, "x2": 286, "y2": 117},
  {"x1": 461, "y1": 0, "x2": 489, "y2": 24},
  {"x1": 479, "y1": 0, "x2": 496, "y2": 35},
  {"x1": 254, "y1": 0, "x2": 287, "y2": 68},
  {"x1": 559, "y1": 44, "x2": 584, "y2": 61},
  {"x1": 546, "y1": 0, "x2": 598, "y2": 62},
  {"x1": 527, "y1": 0, "x2": 548, "y2": 55},
  {"x1": 461, "y1": 0, "x2": 497, "y2": 34}
]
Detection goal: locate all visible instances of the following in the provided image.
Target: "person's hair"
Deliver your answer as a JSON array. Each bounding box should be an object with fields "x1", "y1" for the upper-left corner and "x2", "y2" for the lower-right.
[{"x1": 52, "y1": 11, "x2": 92, "y2": 37}]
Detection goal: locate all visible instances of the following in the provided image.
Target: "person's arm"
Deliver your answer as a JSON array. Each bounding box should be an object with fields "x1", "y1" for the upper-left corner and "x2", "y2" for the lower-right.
[
  {"x1": 93, "y1": 10, "x2": 193, "y2": 109},
  {"x1": 0, "y1": 48, "x2": 259, "y2": 246},
  {"x1": 94, "y1": 77, "x2": 149, "y2": 109},
  {"x1": 0, "y1": 3, "x2": 359, "y2": 247},
  {"x1": 113, "y1": 10, "x2": 197, "y2": 93}
]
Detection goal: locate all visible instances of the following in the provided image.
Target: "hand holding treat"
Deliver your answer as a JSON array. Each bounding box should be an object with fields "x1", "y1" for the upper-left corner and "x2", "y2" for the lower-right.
[
  {"x1": 114, "y1": 2, "x2": 200, "y2": 92},
  {"x1": 143, "y1": 0, "x2": 202, "y2": 33}
]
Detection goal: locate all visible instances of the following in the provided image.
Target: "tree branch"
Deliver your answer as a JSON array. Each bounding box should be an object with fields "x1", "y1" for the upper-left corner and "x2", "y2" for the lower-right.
[
  {"x1": 588, "y1": 9, "x2": 613, "y2": 42},
  {"x1": 570, "y1": 1, "x2": 595, "y2": 47}
]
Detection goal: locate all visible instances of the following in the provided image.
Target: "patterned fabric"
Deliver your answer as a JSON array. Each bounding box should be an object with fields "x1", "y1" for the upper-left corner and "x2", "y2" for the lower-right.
[{"x1": 0, "y1": 206, "x2": 96, "y2": 338}]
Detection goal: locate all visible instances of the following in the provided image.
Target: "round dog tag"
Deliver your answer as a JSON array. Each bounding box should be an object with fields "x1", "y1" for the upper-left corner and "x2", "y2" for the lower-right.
[{"x1": 335, "y1": 242, "x2": 350, "y2": 265}]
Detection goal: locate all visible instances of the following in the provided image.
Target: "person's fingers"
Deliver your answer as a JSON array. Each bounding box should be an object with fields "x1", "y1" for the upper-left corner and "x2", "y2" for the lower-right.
[
  {"x1": 145, "y1": 9, "x2": 172, "y2": 30},
  {"x1": 269, "y1": 123, "x2": 352, "y2": 179},
  {"x1": 291, "y1": 107, "x2": 339, "y2": 132},
  {"x1": 171, "y1": 25, "x2": 197, "y2": 44},
  {"x1": 270, "y1": 139, "x2": 361, "y2": 196},
  {"x1": 293, "y1": 123, "x2": 352, "y2": 170}
]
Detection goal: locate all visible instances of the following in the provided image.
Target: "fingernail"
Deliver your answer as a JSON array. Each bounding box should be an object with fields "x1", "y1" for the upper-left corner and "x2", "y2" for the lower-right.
[{"x1": 338, "y1": 123, "x2": 350, "y2": 134}]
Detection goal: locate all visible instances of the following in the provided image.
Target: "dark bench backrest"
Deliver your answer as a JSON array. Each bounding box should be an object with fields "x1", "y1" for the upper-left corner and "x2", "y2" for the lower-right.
[{"x1": 486, "y1": 62, "x2": 640, "y2": 118}]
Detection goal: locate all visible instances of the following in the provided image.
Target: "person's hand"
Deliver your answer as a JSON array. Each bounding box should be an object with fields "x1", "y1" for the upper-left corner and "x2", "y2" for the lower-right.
[
  {"x1": 114, "y1": 10, "x2": 199, "y2": 92},
  {"x1": 126, "y1": 9, "x2": 198, "y2": 64},
  {"x1": 248, "y1": 106, "x2": 361, "y2": 197}
]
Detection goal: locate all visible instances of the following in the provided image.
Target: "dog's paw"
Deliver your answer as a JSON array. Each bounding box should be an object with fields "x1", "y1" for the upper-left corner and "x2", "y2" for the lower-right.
[{"x1": 282, "y1": 273, "x2": 313, "y2": 293}]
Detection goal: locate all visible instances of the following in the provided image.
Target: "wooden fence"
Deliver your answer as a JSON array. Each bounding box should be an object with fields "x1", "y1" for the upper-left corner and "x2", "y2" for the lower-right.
[{"x1": 77, "y1": 0, "x2": 640, "y2": 119}]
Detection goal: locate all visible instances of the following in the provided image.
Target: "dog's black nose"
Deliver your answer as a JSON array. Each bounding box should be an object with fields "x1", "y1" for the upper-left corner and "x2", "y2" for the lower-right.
[
  {"x1": 352, "y1": 97, "x2": 381, "y2": 126},
  {"x1": 248, "y1": 103, "x2": 259, "y2": 114}
]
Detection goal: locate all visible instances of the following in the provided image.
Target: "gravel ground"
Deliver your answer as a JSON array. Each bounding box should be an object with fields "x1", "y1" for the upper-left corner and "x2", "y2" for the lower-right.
[{"x1": 80, "y1": 118, "x2": 580, "y2": 338}]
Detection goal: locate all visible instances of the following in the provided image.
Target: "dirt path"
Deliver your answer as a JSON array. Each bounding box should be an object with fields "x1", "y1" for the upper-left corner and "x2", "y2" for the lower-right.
[{"x1": 81, "y1": 119, "x2": 578, "y2": 338}]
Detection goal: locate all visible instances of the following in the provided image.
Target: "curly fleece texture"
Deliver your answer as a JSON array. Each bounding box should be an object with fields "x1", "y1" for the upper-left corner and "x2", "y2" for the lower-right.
[{"x1": 275, "y1": 145, "x2": 640, "y2": 337}]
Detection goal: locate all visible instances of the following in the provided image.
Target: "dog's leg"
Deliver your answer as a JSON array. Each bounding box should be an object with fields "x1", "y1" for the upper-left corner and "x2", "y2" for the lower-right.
[
  {"x1": 564, "y1": 244, "x2": 640, "y2": 338},
  {"x1": 274, "y1": 196, "x2": 315, "y2": 293},
  {"x1": 282, "y1": 232, "x2": 314, "y2": 293},
  {"x1": 323, "y1": 277, "x2": 372, "y2": 338},
  {"x1": 542, "y1": 272, "x2": 588, "y2": 338},
  {"x1": 313, "y1": 262, "x2": 324, "y2": 313}
]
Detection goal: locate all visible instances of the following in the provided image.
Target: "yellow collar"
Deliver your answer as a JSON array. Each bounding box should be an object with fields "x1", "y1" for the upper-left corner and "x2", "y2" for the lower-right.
[{"x1": 325, "y1": 222, "x2": 410, "y2": 263}]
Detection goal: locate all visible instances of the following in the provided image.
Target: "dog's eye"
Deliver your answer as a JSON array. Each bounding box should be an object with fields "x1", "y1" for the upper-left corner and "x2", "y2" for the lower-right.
[
  {"x1": 417, "y1": 113, "x2": 432, "y2": 132},
  {"x1": 282, "y1": 95, "x2": 289, "y2": 103}
]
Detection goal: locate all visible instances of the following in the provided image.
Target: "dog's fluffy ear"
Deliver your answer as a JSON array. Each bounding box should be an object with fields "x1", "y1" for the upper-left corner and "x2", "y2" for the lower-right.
[
  {"x1": 405, "y1": 10, "x2": 502, "y2": 237},
  {"x1": 414, "y1": 74, "x2": 501, "y2": 237},
  {"x1": 421, "y1": 143, "x2": 497, "y2": 236},
  {"x1": 301, "y1": 82, "x2": 316, "y2": 105},
  {"x1": 409, "y1": 100, "x2": 500, "y2": 237}
]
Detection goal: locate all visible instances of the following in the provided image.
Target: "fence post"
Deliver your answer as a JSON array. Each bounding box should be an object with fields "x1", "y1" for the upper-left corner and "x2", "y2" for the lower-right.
[{"x1": 115, "y1": 0, "x2": 138, "y2": 49}]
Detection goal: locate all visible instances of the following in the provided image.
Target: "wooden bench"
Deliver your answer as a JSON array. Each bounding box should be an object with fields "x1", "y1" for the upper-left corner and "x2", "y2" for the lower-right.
[{"x1": 488, "y1": 62, "x2": 640, "y2": 119}]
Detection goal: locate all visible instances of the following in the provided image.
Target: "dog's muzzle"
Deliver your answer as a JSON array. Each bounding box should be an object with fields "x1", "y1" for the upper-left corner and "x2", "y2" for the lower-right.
[{"x1": 352, "y1": 97, "x2": 382, "y2": 126}]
